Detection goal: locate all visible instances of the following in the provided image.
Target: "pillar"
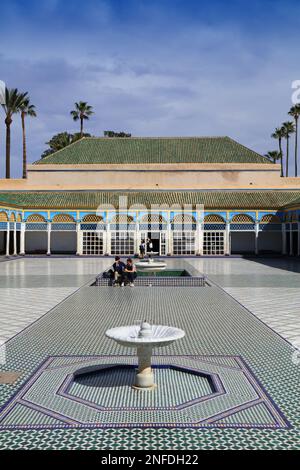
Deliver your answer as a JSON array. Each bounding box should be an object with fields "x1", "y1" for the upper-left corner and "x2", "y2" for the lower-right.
[
  {"x1": 197, "y1": 213, "x2": 203, "y2": 256},
  {"x1": 76, "y1": 222, "x2": 82, "y2": 256},
  {"x1": 282, "y1": 224, "x2": 287, "y2": 255},
  {"x1": 106, "y1": 224, "x2": 111, "y2": 255},
  {"x1": 165, "y1": 212, "x2": 172, "y2": 256},
  {"x1": 13, "y1": 222, "x2": 17, "y2": 256},
  {"x1": 135, "y1": 221, "x2": 140, "y2": 255},
  {"x1": 225, "y1": 220, "x2": 230, "y2": 256},
  {"x1": 20, "y1": 223, "x2": 25, "y2": 255},
  {"x1": 290, "y1": 224, "x2": 293, "y2": 256},
  {"x1": 5, "y1": 223, "x2": 10, "y2": 257},
  {"x1": 47, "y1": 222, "x2": 51, "y2": 256},
  {"x1": 255, "y1": 221, "x2": 259, "y2": 255}
]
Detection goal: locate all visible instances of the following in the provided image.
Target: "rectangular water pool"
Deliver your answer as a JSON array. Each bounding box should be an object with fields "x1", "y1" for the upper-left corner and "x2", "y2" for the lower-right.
[
  {"x1": 93, "y1": 269, "x2": 207, "y2": 287},
  {"x1": 137, "y1": 269, "x2": 190, "y2": 277}
]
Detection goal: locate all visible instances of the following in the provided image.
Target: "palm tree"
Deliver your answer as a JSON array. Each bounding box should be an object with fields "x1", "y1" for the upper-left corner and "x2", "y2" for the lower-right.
[
  {"x1": 271, "y1": 127, "x2": 285, "y2": 177},
  {"x1": 1, "y1": 88, "x2": 28, "y2": 178},
  {"x1": 282, "y1": 122, "x2": 295, "y2": 177},
  {"x1": 264, "y1": 150, "x2": 282, "y2": 164},
  {"x1": 288, "y1": 104, "x2": 300, "y2": 177},
  {"x1": 70, "y1": 101, "x2": 94, "y2": 138},
  {"x1": 19, "y1": 98, "x2": 36, "y2": 178}
]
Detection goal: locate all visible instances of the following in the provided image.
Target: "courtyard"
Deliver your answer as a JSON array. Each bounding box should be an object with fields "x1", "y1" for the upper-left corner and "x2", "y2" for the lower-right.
[{"x1": 0, "y1": 256, "x2": 299, "y2": 450}]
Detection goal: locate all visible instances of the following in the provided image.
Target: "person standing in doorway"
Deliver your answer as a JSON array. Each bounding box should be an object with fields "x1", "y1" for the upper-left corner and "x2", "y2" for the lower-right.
[
  {"x1": 148, "y1": 238, "x2": 153, "y2": 255},
  {"x1": 139, "y1": 239, "x2": 146, "y2": 258}
]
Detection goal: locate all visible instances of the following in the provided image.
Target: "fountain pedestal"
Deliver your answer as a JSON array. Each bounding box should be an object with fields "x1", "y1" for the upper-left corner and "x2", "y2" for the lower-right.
[{"x1": 134, "y1": 345, "x2": 156, "y2": 389}]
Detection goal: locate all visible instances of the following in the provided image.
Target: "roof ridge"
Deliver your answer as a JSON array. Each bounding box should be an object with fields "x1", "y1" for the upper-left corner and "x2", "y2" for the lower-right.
[
  {"x1": 33, "y1": 135, "x2": 268, "y2": 165},
  {"x1": 82, "y1": 136, "x2": 229, "y2": 140},
  {"x1": 32, "y1": 137, "x2": 87, "y2": 164}
]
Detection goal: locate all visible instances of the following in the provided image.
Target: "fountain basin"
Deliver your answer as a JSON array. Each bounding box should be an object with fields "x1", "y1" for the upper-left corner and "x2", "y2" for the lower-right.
[
  {"x1": 106, "y1": 322, "x2": 185, "y2": 390},
  {"x1": 135, "y1": 259, "x2": 167, "y2": 272}
]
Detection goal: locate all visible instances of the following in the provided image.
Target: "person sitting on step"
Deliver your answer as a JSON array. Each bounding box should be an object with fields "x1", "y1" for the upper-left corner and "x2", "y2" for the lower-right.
[
  {"x1": 124, "y1": 258, "x2": 137, "y2": 287},
  {"x1": 112, "y1": 256, "x2": 126, "y2": 286}
]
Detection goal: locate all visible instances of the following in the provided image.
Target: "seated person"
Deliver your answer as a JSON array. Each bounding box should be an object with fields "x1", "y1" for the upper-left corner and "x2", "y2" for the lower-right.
[
  {"x1": 112, "y1": 256, "x2": 126, "y2": 286},
  {"x1": 124, "y1": 258, "x2": 137, "y2": 286}
]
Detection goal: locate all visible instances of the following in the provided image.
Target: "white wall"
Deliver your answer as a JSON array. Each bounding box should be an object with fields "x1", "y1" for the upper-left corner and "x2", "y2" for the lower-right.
[
  {"x1": 230, "y1": 232, "x2": 255, "y2": 254},
  {"x1": 25, "y1": 232, "x2": 47, "y2": 254},
  {"x1": 258, "y1": 232, "x2": 282, "y2": 253},
  {"x1": 51, "y1": 232, "x2": 77, "y2": 254}
]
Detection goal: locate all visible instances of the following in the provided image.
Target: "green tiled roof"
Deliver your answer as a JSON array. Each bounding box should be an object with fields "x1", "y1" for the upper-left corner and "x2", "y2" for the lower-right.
[
  {"x1": 34, "y1": 137, "x2": 270, "y2": 165},
  {"x1": 0, "y1": 191, "x2": 299, "y2": 210},
  {"x1": 283, "y1": 196, "x2": 300, "y2": 208}
]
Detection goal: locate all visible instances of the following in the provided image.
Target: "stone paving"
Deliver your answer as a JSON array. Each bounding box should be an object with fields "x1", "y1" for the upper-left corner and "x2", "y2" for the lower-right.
[
  {"x1": 187, "y1": 258, "x2": 300, "y2": 348},
  {"x1": 0, "y1": 258, "x2": 111, "y2": 343},
  {"x1": 0, "y1": 257, "x2": 299, "y2": 449}
]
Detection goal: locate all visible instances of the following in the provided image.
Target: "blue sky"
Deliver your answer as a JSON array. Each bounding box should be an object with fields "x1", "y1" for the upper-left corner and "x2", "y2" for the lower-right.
[{"x1": 0, "y1": 0, "x2": 300, "y2": 177}]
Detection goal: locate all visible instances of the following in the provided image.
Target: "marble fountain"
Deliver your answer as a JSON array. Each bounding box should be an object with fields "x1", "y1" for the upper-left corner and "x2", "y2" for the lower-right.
[{"x1": 106, "y1": 321, "x2": 185, "y2": 390}]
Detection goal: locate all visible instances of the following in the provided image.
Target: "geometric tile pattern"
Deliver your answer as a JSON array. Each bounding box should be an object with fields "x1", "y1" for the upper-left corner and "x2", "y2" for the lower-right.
[
  {"x1": 224, "y1": 287, "x2": 300, "y2": 349},
  {"x1": 0, "y1": 257, "x2": 300, "y2": 449},
  {"x1": 187, "y1": 257, "x2": 300, "y2": 349},
  {"x1": 0, "y1": 288, "x2": 76, "y2": 343},
  {"x1": 0, "y1": 355, "x2": 289, "y2": 430},
  {"x1": 0, "y1": 257, "x2": 112, "y2": 344},
  {"x1": 95, "y1": 276, "x2": 207, "y2": 287}
]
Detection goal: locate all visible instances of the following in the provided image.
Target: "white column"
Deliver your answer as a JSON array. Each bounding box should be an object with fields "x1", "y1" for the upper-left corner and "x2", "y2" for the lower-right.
[
  {"x1": 13, "y1": 222, "x2": 17, "y2": 256},
  {"x1": 5, "y1": 223, "x2": 10, "y2": 257},
  {"x1": 282, "y1": 223, "x2": 287, "y2": 255},
  {"x1": 167, "y1": 215, "x2": 173, "y2": 256},
  {"x1": 197, "y1": 213, "x2": 203, "y2": 256},
  {"x1": 225, "y1": 220, "x2": 230, "y2": 256},
  {"x1": 47, "y1": 222, "x2": 51, "y2": 256},
  {"x1": 255, "y1": 221, "x2": 259, "y2": 255},
  {"x1": 106, "y1": 224, "x2": 111, "y2": 255},
  {"x1": 103, "y1": 214, "x2": 108, "y2": 255},
  {"x1": 76, "y1": 222, "x2": 81, "y2": 255},
  {"x1": 135, "y1": 221, "x2": 140, "y2": 255},
  {"x1": 289, "y1": 224, "x2": 293, "y2": 256},
  {"x1": 20, "y1": 223, "x2": 25, "y2": 255}
]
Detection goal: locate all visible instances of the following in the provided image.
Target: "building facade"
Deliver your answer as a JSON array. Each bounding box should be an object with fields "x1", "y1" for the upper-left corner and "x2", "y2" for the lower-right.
[{"x1": 1, "y1": 136, "x2": 300, "y2": 257}]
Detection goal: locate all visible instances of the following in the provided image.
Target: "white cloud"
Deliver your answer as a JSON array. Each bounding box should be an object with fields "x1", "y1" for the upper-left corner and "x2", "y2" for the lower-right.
[{"x1": 0, "y1": 0, "x2": 300, "y2": 176}]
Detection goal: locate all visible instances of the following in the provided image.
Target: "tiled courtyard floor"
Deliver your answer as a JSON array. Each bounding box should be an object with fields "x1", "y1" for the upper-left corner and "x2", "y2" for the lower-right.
[{"x1": 0, "y1": 257, "x2": 299, "y2": 449}]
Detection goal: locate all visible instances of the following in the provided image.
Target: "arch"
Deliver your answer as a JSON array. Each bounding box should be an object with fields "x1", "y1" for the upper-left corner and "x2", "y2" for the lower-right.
[
  {"x1": 26, "y1": 214, "x2": 47, "y2": 223},
  {"x1": 52, "y1": 213, "x2": 76, "y2": 223},
  {"x1": 140, "y1": 213, "x2": 167, "y2": 224},
  {"x1": 260, "y1": 214, "x2": 281, "y2": 224},
  {"x1": 110, "y1": 215, "x2": 134, "y2": 224},
  {"x1": 16, "y1": 214, "x2": 22, "y2": 223},
  {"x1": 204, "y1": 214, "x2": 225, "y2": 223},
  {"x1": 82, "y1": 214, "x2": 104, "y2": 223},
  {"x1": 284, "y1": 212, "x2": 291, "y2": 222},
  {"x1": 171, "y1": 214, "x2": 196, "y2": 224},
  {"x1": 0, "y1": 211, "x2": 8, "y2": 222},
  {"x1": 231, "y1": 214, "x2": 255, "y2": 224},
  {"x1": 9, "y1": 213, "x2": 16, "y2": 222},
  {"x1": 291, "y1": 212, "x2": 298, "y2": 222}
]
